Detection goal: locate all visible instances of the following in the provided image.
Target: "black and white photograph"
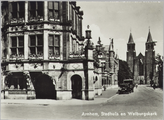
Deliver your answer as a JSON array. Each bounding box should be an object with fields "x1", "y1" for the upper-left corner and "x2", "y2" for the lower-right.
[{"x1": 1, "y1": 1, "x2": 163, "y2": 120}]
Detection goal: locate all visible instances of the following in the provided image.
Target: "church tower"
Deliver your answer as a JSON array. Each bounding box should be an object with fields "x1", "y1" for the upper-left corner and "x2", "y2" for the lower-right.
[
  {"x1": 127, "y1": 32, "x2": 136, "y2": 77},
  {"x1": 145, "y1": 29, "x2": 156, "y2": 84}
]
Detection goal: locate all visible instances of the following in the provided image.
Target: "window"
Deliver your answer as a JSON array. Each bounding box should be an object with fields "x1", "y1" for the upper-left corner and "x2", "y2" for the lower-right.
[
  {"x1": 7, "y1": 73, "x2": 27, "y2": 90},
  {"x1": 29, "y1": 35, "x2": 43, "y2": 57},
  {"x1": 10, "y1": 2, "x2": 25, "y2": 19},
  {"x1": 48, "y1": 1, "x2": 59, "y2": 19},
  {"x1": 48, "y1": 35, "x2": 60, "y2": 56},
  {"x1": 29, "y1": 2, "x2": 44, "y2": 19},
  {"x1": 10, "y1": 36, "x2": 24, "y2": 57},
  {"x1": 72, "y1": 39, "x2": 76, "y2": 53}
]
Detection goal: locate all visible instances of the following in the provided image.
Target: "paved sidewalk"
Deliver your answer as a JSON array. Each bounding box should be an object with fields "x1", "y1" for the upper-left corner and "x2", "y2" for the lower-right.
[{"x1": 1, "y1": 86, "x2": 119, "y2": 106}]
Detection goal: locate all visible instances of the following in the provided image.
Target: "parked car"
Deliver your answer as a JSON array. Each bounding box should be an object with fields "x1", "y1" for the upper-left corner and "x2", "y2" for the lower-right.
[
  {"x1": 118, "y1": 79, "x2": 135, "y2": 94},
  {"x1": 118, "y1": 83, "x2": 129, "y2": 94}
]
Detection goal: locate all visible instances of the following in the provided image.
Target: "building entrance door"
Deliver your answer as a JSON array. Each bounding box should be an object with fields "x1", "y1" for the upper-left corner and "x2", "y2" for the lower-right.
[
  {"x1": 35, "y1": 74, "x2": 56, "y2": 99},
  {"x1": 71, "y1": 75, "x2": 82, "y2": 99}
]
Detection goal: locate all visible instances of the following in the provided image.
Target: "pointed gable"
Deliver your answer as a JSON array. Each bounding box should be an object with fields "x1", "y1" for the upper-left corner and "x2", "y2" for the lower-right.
[
  {"x1": 128, "y1": 33, "x2": 135, "y2": 44},
  {"x1": 146, "y1": 30, "x2": 153, "y2": 43}
]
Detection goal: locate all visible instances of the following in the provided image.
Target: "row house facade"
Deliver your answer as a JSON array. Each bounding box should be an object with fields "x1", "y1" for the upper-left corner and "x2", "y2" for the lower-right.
[
  {"x1": 94, "y1": 37, "x2": 119, "y2": 89},
  {"x1": 1, "y1": 1, "x2": 102, "y2": 100}
]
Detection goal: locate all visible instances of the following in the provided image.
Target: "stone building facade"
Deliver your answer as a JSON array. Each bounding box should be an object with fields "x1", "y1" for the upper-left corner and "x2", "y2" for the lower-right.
[
  {"x1": 127, "y1": 29, "x2": 156, "y2": 84},
  {"x1": 1, "y1": 1, "x2": 102, "y2": 100},
  {"x1": 94, "y1": 37, "x2": 119, "y2": 88}
]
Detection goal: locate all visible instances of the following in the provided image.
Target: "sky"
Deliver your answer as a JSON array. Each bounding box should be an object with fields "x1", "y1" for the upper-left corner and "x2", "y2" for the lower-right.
[{"x1": 77, "y1": 1, "x2": 163, "y2": 61}]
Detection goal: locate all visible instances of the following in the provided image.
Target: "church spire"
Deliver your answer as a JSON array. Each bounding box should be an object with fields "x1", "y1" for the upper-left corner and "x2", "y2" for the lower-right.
[
  {"x1": 109, "y1": 38, "x2": 114, "y2": 51},
  {"x1": 146, "y1": 27, "x2": 153, "y2": 43},
  {"x1": 128, "y1": 32, "x2": 135, "y2": 44}
]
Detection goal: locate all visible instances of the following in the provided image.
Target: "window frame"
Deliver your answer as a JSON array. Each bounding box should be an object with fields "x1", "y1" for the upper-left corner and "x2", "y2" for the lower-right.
[
  {"x1": 48, "y1": 1, "x2": 59, "y2": 20},
  {"x1": 48, "y1": 34, "x2": 60, "y2": 57},
  {"x1": 29, "y1": 34, "x2": 43, "y2": 57},
  {"x1": 29, "y1": 1, "x2": 44, "y2": 20},
  {"x1": 10, "y1": 2, "x2": 25, "y2": 19},
  {"x1": 10, "y1": 36, "x2": 24, "y2": 58}
]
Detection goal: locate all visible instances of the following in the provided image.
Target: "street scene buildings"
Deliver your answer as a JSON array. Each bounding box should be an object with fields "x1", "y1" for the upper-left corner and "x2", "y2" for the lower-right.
[
  {"x1": 1, "y1": 1, "x2": 163, "y2": 120},
  {"x1": 1, "y1": 1, "x2": 119, "y2": 100}
]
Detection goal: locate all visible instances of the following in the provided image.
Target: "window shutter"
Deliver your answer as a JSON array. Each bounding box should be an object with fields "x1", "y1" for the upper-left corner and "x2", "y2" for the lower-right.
[{"x1": 48, "y1": 2, "x2": 53, "y2": 10}]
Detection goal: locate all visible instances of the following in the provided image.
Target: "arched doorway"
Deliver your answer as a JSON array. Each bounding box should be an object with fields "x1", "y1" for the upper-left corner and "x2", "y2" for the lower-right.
[
  {"x1": 71, "y1": 75, "x2": 82, "y2": 99},
  {"x1": 35, "y1": 74, "x2": 56, "y2": 99}
]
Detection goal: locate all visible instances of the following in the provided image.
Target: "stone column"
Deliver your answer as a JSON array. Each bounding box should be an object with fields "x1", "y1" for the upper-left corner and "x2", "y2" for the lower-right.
[
  {"x1": 70, "y1": 35, "x2": 72, "y2": 53},
  {"x1": 44, "y1": 1, "x2": 48, "y2": 21},
  {"x1": 24, "y1": 32, "x2": 28, "y2": 59},
  {"x1": 6, "y1": 33, "x2": 11, "y2": 59},
  {"x1": 25, "y1": 1, "x2": 28, "y2": 23},
  {"x1": 83, "y1": 26, "x2": 95, "y2": 100},
  {"x1": 43, "y1": 30, "x2": 48, "y2": 60}
]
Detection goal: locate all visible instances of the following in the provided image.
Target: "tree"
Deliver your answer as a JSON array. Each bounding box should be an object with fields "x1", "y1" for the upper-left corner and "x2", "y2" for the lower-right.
[
  {"x1": 118, "y1": 59, "x2": 133, "y2": 86},
  {"x1": 155, "y1": 54, "x2": 163, "y2": 88}
]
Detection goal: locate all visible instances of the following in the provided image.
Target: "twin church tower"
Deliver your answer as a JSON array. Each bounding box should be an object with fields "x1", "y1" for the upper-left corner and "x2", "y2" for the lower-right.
[{"x1": 126, "y1": 29, "x2": 156, "y2": 84}]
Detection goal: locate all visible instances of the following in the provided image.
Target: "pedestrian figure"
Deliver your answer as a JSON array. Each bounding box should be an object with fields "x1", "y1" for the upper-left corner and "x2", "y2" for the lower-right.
[
  {"x1": 103, "y1": 85, "x2": 106, "y2": 91},
  {"x1": 153, "y1": 84, "x2": 156, "y2": 90},
  {"x1": 136, "y1": 84, "x2": 138, "y2": 88}
]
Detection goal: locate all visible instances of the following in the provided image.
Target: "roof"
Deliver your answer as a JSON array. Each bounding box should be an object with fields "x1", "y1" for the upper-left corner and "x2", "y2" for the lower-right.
[
  {"x1": 128, "y1": 33, "x2": 135, "y2": 44},
  {"x1": 146, "y1": 30, "x2": 153, "y2": 43}
]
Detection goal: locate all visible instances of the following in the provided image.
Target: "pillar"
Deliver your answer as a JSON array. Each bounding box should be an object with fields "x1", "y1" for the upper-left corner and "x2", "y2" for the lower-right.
[
  {"x1": 44, "y1": 1, "x2": 48, "y2": 21},
  {"x1": 24, "y1": 32, "x2": 28, "y2": 59},
  {"x1": 25, "y1": 1, "x2": 28, "y2": 23},
  {"x1": 43, "y1": 30, "x2": 48, "y2": 60}
]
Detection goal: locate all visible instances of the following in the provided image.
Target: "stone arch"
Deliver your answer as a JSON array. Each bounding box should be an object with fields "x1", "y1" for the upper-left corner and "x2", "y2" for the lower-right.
[
  {"x1": 71, "y1": 74, "x2": 82, "y2": 99},
  {"x1": 34, "y1": 73, "x2": 56, "y2": 99}
]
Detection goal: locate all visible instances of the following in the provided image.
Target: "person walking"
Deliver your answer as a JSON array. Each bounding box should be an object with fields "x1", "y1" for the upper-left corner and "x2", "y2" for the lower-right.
[
  {"x1": 153, "y1": 84, "x2": 156, "y2": 90},
  {"x1": 136, "y1": 84, "x2": 138, "y2": 88}
]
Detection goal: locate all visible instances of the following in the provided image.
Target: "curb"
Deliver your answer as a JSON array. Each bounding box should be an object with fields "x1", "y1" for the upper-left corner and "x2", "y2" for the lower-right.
[{"x1": 1, "y1": 95, "x2": 118, "y2": 106}]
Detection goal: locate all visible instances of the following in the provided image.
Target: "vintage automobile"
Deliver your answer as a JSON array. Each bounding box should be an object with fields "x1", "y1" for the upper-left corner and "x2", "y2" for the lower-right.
[
  {"x1": 118, "y1": 83, "x2": 129, "y2": 94},
  {"x1": 118, "y1": 79, "x2": 135, "y2": 94}
]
